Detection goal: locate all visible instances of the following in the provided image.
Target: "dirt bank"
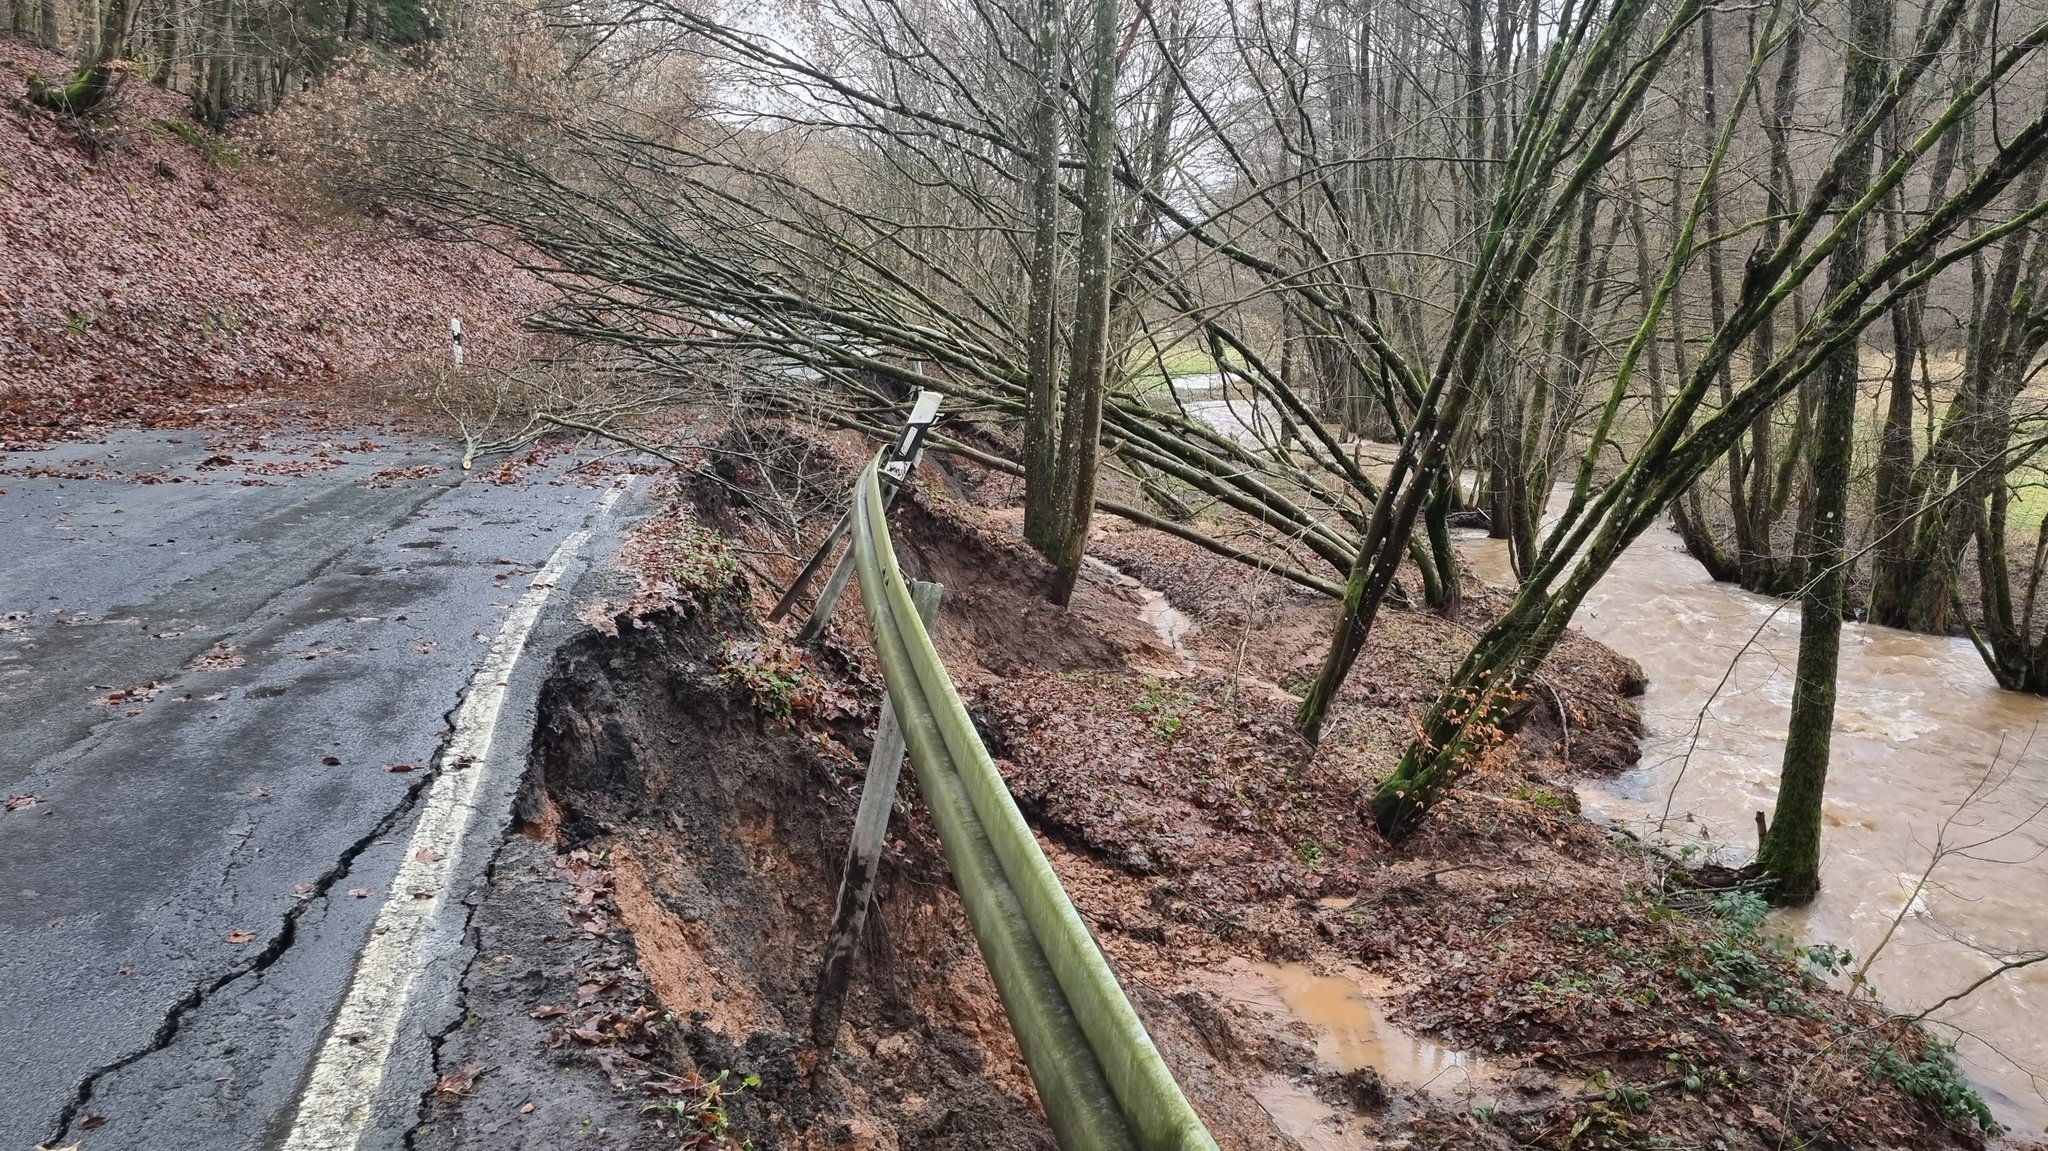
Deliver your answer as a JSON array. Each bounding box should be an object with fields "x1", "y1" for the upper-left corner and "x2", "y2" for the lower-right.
[
  {"x1": 423, "y1": 428, "x2": 2019, "y2": 1151},
  {"x1": 0, "y1": 37, "x2": 546, "y2": 447}
]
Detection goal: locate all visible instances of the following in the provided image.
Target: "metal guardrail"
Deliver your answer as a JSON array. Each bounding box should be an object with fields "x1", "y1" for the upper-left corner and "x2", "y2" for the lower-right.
[{"x1": 845, "y1": 455, "x2": 1218, "y2": 1151}]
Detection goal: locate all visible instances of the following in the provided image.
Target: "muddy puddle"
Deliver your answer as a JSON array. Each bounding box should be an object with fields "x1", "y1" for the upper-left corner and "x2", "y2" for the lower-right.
[
  {"x1": 1204, "y1": 960, "x2": 1499, "y2": 1148},
  {"x1": 1082, "y1": 554, "x2": 1198, "y2": 663},
  {"x1": 1458, "y1": 520, "x2": 2048, "y2": 1133}
]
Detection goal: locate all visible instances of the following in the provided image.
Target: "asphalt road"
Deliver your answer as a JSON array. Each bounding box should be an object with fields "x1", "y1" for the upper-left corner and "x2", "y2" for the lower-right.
[{"x1": 0, "y1": 428, "x2": 641, "y2": 1151}]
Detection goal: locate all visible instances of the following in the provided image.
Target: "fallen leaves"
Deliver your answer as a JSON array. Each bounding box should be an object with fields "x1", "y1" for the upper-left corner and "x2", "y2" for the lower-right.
[
  {"x1": 576, "y1": 601, "x2": 622, "y2": 637},
  {"x1": 6, "y1": 794, "x2": 37, "y2": 812},
  {"x1": 364, "y1": 464, "x2": 443, "y2": 488},
  {"x1": 385, "y1": 762, "x2": 416, "y2": 773},
  {"x1": 433, "y1": 1062, "x2": 486, "y2": 1098},
  {"x1": 0, "y1": 48, "x2": 553, "y2": 450},
  {"x1": 321, "y1": 755, "x2": 342, "y2": 766},
  {"x1": 98, "y1": 680, "x2": 168, "y2": 706},
  {"x1": 347, "y1": 886, "x2": 375, "y2": 898},
  {"x1": 185, "y1": 641, "x2": 244, "y2": 671},
  {"x1": 226, "y1": 930, "x2": 255, "y2": 944}
]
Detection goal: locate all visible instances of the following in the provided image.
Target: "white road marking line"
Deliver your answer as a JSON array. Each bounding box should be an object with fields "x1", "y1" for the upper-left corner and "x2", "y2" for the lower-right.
[{"x1": 282, "y1": 483, "x2": 626, "y2": 1150}]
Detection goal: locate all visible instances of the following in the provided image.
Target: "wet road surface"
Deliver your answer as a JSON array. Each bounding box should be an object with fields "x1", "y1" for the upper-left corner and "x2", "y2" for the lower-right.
[{"x1": 0, "y1": 429, "x2": 640, "y2": 1151}]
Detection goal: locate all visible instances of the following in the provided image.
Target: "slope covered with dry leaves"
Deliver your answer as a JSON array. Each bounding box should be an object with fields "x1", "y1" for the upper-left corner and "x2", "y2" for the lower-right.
[{"x1": 0, "y1": 37, "x2": 546, "y2": 448}]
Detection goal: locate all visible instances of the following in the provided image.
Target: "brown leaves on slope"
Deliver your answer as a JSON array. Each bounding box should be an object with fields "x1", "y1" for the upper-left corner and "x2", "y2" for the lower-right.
[{"x1": 0, "y1": 41, "x2": 552, "y2": 448}]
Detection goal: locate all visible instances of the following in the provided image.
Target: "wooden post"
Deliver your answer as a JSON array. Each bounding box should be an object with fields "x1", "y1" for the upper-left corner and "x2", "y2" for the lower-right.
[
  {"x1": 775, "y1": 390, "x2": 943, "y2": 637},
  {"x1": 795, "y1": 541, "x2": 862, "y2": 645},
  {"x1": 810, "y1": 579, "x2": 943, "y2": 1052},
  {"x1": 767, "y1": 510, "x2": 850, "y2": 623}
]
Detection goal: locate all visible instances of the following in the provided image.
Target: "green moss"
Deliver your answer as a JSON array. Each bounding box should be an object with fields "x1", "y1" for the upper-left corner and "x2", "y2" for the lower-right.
[
  {"x1": 156, "y1": 118, "x2": 243, "y2": 167},
  {"x1": 28, "y1": 63, "x2": 119, "y2": 116}
]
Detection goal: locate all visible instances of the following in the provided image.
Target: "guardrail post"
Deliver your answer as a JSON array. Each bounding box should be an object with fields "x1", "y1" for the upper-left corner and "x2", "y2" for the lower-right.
[
  {"x1": 793, "y1": 534, "x2": 862, "y2": 645},
  {"x1": 810, "y1": 579, "x2": 944, "y2": 1051},
  {"x1": 768, "y1": 511, "x2": 850, "y2": 624},
  {"x1": 772, "y1": 390, "x2": 943, "y2": 638}
]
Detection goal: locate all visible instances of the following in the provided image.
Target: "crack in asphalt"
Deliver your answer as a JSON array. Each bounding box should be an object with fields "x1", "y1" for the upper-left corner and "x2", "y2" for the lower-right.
[
  {"x1": 22, "y1": 468, "x2": 631, "y2": 1147},
  {"x1": 401, "y1": 827, "x2": 524, "y2": 1151},
  {"x1": 32, "y1": 485, "x2": 482, "y2": 1143},
  {"x1": 45, "y1": 683, "x2": 475, "y2": 1145}
]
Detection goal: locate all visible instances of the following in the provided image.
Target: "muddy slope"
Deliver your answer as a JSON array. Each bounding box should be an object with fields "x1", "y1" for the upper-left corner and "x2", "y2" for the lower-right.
[
  {"x1": 465, "y1": 602, "x2": 1286, "y2": 1149},
  {"x1": 419, "y1": 430, "x2": 2013, "y2": 1151}
]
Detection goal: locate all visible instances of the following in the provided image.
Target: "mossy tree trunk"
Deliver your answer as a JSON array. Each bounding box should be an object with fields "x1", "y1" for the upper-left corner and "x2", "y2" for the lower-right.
[
  {"x1": 27, "y1": 0, "x2": 140, "y2": 114},
  {"x1": 1046, "y1": 0, "x2": 1123, "y2": 606},
  {"x1": 1751, "y1": 0, "x2": 1889, "y2": 903}
]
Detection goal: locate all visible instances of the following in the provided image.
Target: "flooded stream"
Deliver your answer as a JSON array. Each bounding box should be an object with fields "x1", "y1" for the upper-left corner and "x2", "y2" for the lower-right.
[
  {"x1": 1458, "y1": 521, "x2": 2048, "y2": 1134},
  {"x1": 1167, "y1": 398, "x2": 2046, "y2": 1130}
]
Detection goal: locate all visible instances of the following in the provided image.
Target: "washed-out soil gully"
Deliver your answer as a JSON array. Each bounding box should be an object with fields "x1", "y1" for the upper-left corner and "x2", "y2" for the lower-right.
[{"x1": 415, "y1": 603, "x2": 1269, "y2": 1150}]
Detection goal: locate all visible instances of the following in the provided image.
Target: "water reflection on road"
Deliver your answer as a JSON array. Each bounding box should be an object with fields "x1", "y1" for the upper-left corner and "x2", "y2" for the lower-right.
[{"x1": 1458, "y1": 523, "x2": 2048, "y2": 1134}]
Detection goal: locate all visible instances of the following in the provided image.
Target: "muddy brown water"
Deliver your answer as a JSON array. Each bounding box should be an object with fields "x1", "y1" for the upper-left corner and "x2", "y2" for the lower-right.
[
  {"x1": 1086, "y1": 553, "x2": 1533, "y2": 1140},
  {"x1": 1458, "y1": 521, "x2": 2048, "y2": 1135},
  {"x1": 1172, "y1": 401, "x2": 2048, "y2": 1131},
  {"x1": 1201, "y1": 959, "x2": 1500, "y2": 1149}
]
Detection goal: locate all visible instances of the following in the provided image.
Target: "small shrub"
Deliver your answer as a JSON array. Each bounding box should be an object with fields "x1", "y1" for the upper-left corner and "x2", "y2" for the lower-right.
[
  {"x1": 1870, "y1": 1041, "x2": 2000, "y2": 1134},
  {"x1": 645, "y1": 1068, "x2": 760, "y2": 1148},
  {"x1": 1129, "y1": 680, "x2": 1193, "y2": 741},
  {"x1": 719, "y1": 642, "x2": 812, "y2": 721},
  {"x1": 647, "y1": 515, "x2": 739, "y2": 594}
]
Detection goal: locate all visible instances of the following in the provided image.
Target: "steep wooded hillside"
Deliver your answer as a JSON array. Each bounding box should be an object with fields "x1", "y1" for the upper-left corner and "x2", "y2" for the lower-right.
[{"x1": 0, "y1": 38, "x2": 543, "y2": 448}]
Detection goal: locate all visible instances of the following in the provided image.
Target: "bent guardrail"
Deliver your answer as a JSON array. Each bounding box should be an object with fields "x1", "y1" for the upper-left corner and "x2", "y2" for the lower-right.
[{"x1": 844, "y1": 455, "x2": 1218, "y2": 1151}]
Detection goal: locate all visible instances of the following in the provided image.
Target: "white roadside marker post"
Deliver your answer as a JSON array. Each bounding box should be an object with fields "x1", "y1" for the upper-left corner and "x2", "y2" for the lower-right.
[{"x1": 791, "y1": 390, "x2": 942, "y2": 644}]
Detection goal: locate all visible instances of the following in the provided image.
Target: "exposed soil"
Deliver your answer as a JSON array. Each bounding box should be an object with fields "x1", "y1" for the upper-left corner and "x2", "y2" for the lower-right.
[{"x1": 423, "y1": 424, "x2": 2024, "y2": 1151}]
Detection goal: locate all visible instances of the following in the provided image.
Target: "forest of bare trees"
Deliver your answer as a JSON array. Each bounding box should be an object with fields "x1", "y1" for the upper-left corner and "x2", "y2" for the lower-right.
[
  {"x1": 21, "y1": 0, "x2": 2048, "y2": 901},
  {"x1": 378, "y1": 0, "x2": 2047, "y2": 892},
  {"x1": 5, "y1": 0, "x2": 430, "y2": 120}
]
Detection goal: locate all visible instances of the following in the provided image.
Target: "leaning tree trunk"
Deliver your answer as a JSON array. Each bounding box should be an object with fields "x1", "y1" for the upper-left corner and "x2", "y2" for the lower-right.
[
  {"x1": 1020, "y1": 0, "x2": 1064, "y2": 554},
  {"x1": 1046, "y1": 0, "x2": 1122, "y2": 606},
  {"x1": 1754, "y1": 0, "x2": 1892, "y2": 903}
]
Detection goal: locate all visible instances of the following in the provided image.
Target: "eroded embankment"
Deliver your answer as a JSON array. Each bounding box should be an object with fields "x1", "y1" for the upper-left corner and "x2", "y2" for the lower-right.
[
  {"x1": 505, "y1": 600, "x2": 1289, "y2": 1150},
  {"x1": 450, "y1": 426, "x2": 2014, "y2": 1151},
  {"x1": 522, "y1": 602, "x2": 1050, "y2": 1148}
]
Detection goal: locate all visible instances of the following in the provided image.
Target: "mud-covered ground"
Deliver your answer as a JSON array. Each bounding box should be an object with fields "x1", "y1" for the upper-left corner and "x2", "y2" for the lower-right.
[{"x1": 422, "y1": 422, "x2": 2022, "y2": 1151}]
